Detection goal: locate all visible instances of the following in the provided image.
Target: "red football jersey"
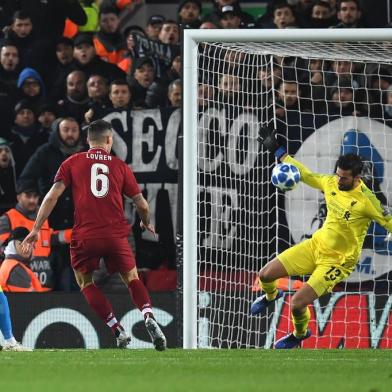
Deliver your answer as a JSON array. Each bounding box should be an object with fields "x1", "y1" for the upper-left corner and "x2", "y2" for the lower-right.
[{"x1": 54, "y1": 147, "x2": 141, "y2": 240}]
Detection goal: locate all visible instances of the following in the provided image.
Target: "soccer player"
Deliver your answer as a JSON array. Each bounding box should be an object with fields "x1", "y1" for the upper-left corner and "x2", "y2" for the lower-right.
[
  {"x1": 251, "y1": 126, "x2": 392, "y2": 349},
  {"x1": 22, "y1": 119, "x2": 166, "y2": 351},
  {"x1": 0, "y1": 288, "x2": 31, "y2": 351}
]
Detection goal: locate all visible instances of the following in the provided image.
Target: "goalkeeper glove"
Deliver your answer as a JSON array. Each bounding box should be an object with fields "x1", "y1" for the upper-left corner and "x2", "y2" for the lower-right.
[{"x1": 258, "y1": 126, "x2": 286, "y2": 160}]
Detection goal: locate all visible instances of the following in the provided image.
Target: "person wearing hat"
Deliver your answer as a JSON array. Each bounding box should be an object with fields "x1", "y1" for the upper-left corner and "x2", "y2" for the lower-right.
[
  {"x1": 0, "y1": 226, "x2": 49, "y2": 293},
  {"x1": 8, "y1": 99, "x2": 47, "y2": 176},
  {"x1": 73, "y1": 32, "x2": 126, "y2": 83},
  {"x1": 203, "y1": 0, "x2": 254, "y2": 27},
  {"x1": 127, "y1": 57, "x2": 157, "y2": 108},
  {"x1": 178, "y1": 0, "x2": 202, "y2": 28},
  {"x1": 218, "y1": 4, "x2": 243, "y2": 29},
  {"x1": 0, "y1": 138, "x2": 16, "y2": 215},
  {"x1": 0, "y1": 236, "x2": 32, "y2": 350},
  {"x1": 145, "y1": 15, "x2": 165, "y2": 41},
  {"x1": 0, "y1": 179, "x2": 72, "y2": 291}
]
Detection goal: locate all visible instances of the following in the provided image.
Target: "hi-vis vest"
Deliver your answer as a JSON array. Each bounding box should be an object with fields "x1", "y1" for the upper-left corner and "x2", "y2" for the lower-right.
[
  {"x1": 0, "y1": 258, "x2": 50, "y2": 292},
  {"x1": 1, "y1": 209, "x2": 53, "y2": 288},
  {"x1": 93, "y1": 37, "x2": 126, "y2": 65}
]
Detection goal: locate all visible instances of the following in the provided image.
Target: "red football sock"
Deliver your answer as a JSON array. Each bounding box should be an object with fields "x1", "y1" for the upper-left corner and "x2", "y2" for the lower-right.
[
  {"x1": 128, "y1": 279, "x2": 153, "y2": 319},
  {"x1": 82, "y1": 284, "x2": 121, "y2": 334}
]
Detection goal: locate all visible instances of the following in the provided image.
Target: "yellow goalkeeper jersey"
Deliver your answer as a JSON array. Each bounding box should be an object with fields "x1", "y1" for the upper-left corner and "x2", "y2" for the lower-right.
[{"x1": 283, "y1": 155, "x2": 392, "y2": 266}]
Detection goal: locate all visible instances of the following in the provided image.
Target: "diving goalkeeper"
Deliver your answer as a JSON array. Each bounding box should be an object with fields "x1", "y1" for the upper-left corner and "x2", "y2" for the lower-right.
[{"x1": 251, "y1": 126, "x2": 392, "y2": 349}]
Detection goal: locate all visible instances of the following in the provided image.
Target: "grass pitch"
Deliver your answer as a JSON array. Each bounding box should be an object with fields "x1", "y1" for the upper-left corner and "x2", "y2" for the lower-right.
[{"x1": 0, "y1": 349, "x2": 391, "y2": 392}]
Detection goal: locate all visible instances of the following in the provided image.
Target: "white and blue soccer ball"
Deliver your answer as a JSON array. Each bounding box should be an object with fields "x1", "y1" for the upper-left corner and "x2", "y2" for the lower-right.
[{"x1": 271, "y1": 163, "x2": 300, "y2": 191}]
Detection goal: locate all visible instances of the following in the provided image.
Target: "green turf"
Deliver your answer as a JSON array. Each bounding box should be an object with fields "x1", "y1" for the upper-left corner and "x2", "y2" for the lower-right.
[{"x1": 0, "y1": 349, "x2": 391, "y2": 392}]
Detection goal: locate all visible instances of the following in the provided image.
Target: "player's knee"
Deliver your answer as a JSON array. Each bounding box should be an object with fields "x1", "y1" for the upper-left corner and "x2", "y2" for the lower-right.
[{"x1": 258, "y1": 268, "x2": 273, "y2": 283}]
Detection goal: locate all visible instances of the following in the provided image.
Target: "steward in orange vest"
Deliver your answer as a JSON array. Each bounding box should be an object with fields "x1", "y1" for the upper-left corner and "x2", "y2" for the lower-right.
[
  {"x1": 0, "y1": 227, "x2": 50, "y2": 292},
  {"x1": 93, "y1": 6, "x2": 126, "y2": 65},
  {"x1": 0, "y1": 180, "x2": 71, "y2": 289}
]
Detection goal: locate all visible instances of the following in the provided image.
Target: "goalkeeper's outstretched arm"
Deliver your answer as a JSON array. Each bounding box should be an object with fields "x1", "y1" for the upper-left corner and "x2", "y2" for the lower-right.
[{"x1": 258, "y1": 126, "x2": 328, "y2": 191}]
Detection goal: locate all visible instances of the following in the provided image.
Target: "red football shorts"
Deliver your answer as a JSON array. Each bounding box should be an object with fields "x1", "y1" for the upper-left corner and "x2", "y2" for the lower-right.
[{"x1": 70, "y1": 237, "x2": 136, "y2": 274}]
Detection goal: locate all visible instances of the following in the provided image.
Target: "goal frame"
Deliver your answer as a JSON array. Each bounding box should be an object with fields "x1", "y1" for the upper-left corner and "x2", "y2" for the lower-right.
[{"x1": 182, "y1": 28, "x2": 392, "y2": 349}]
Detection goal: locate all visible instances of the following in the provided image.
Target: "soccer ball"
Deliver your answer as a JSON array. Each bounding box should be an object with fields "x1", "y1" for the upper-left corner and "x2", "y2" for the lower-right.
[{"x1": 271, "y1": 163, "x2": 300, "y2": 191}]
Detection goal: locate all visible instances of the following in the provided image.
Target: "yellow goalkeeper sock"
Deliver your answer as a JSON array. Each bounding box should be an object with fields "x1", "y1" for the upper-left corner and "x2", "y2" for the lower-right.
[
  {"x1": 292, "y1": 307, "x2": 311, "y2": 338},
  {"x1": 260, "y1": 280, "x2": 279, "y2": 301}
]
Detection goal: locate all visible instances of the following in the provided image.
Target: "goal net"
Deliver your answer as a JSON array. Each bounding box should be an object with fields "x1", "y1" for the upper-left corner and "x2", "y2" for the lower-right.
[{"x1": 182, "y1": 30, "x2": 392, "y2": 349}]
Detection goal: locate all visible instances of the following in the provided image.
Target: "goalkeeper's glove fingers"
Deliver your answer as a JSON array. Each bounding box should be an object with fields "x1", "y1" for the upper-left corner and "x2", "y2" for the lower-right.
[{"x1": 258, "y1": 127, "x2": 287, "y2": 159}]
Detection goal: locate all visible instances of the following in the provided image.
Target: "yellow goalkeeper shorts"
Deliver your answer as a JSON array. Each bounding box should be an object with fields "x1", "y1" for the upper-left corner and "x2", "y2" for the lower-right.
[{"x1": 278, "y1": 237, "x2": 354, "y2": 297}]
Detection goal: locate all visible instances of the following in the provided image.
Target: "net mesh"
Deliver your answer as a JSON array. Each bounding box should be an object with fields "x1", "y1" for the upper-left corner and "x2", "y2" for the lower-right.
[{"x1": 196, "y1": 40, "x2": 392, "y2": 349}]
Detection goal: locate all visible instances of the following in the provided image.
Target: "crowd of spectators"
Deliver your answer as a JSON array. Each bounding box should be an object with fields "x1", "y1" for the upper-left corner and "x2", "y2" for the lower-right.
[{"x1": 0, "y1": 0, "x2": 390, "y2": 291}]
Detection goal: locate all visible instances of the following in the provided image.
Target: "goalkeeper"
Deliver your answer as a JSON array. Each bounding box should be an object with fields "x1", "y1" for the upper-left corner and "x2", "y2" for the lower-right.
[{"x1": 251, "y1": 126, "x2": 392, "y2": 349}]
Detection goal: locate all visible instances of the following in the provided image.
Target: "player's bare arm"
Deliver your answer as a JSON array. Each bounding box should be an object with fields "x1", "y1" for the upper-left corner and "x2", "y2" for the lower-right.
[
  {"x1": 21, "y1": 181, "x2": 66, "y2": 252},
  {"x1": 132, "y1": 193, "x2": 156, "y2": 235}
]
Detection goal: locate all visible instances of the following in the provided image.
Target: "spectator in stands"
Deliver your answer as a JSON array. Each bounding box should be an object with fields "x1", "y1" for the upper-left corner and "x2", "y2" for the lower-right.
[
  {"x1": 0, "y1": 180, "x2": 72, "y2": 290},
  {"x1": 19, "y1": 117, "x2": 84, "y2": 231},
  {"x1": 86, "y1": 74, "x2": 110, "y2": 112},
  {"x1": 117, "y1": 25, "x2": 147, "y2": 75},
  {"x1": 127, "y1": 57, "x2": 156, "y2": 109},
  {"x1": 275, "y1": 79, "x2": 302, "y2": 119},
  {"x1": 0, "y1": 227, "x2": 50, "y2": 292},
  {"x1": 48, "y1": 37, "x2": 77, "y2": 101},
  {"x1": 205, "y1": 0, "x2": 254, "y2": 27},
  {"x1": 57, "y1": 70, "x2": 89, "y2": 124},
  {"x1": 16, "y1": 67, "x2": 46, "y2": 112},
  {"x1": 324, "y1": 60, "x2": 361, "y2": 89},
  {"x1": 0, "y1": 138, "x2": 16, "y2": 216},
  {"x1": 0, "y1": 43, "x2": 20, "y2": 89},
  {"x1": 328, "y1": 78, "x2": 360, "y2": 116},
  {"x1": 383, "y1": 86, "x2": 392, "y2": 125},
  {"x1": 85, "y1": 79, "x2": 132, "y2": 122},
  {"x1": 198, "y1": 83, "x2": 215, "y2": 108},
  {"x1": 93, "y1": 5, "x2": 126, "y2": 65},
  {"x1": 310, "y1": 1, "x2": 336, "y2": 28},
  {"x1": 178, "y1": 0, "x2": 202, "y2": 29},
  {"x1": 255, "y1": 60, "x2": 283, "y2": 114},
  {"x1": 333, "y1": 0, "x2": 363, "y2": 28},
  {"x1": 290, "y1": 0, "x2": 323, "y2": 27},
  {"x1": 272, "y1": 2, "x2": 298, "y2": 29},
  {"x1": 218, "y1": 73, "x2": 240, "y2": 104},
  {"x1": 8, "y1": 100, "x2": 46, "y2": 176},
  {"x1": 146, "y1": 54, "x2": 182, "y2": 108},
  {"x1": 199, "y1": 21, "x2": 218, "y2": 29},
  {"x1": 218, "y1": 5, "x2": 244, "y2": 29},
  {"x1": 167, "y1": 79, "x2": 182, "y2": 108},
  {"x1": 36, "y1": 102, "x2": 58, "y2": 140},
  {"x1": 144, "y1": 15, "x2": 165, "y2": 41},
  {"x1": 158, "y1": 21, "x2": 180, "y2": 45},
  {"x1": 5, "y1": 10, "x2": 47, "y2": 72},
  {"x1": 73, "y1": 32, "x2": 126, "y2": 82},
  {"x1": 0, "y1": 43, "x2": 19, "y2": 130},
  {"x1": 299, "y1": 58, "x2": 329, "y2": 113},
  {"x1": 15, "y1": 0, "x2": 86, "y2": 44}
]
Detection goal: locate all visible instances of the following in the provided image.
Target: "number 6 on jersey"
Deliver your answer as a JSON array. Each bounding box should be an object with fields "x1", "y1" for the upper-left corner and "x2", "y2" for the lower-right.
[{"x1": 91, "y1": 163, "x2": 109, "y2": 197}]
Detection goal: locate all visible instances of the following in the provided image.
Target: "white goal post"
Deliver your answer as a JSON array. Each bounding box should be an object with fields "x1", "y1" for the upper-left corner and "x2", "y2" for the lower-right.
[{"x1": 182, "y1": 29, "x2": 392, "y2": 349}]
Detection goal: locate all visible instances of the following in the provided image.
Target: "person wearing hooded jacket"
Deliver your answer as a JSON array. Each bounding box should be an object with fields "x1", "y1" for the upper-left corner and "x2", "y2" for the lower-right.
[
  {"x1": 16, "y1": 67, "x2": 47, "y2": 113},
  {"x1": 18, "y1": 117, "x2": 86, "y2": 231}
]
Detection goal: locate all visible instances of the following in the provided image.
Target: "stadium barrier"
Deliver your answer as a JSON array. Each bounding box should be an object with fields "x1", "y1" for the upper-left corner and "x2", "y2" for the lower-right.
[{"x1": 3, "y1": 292, "x2": 176, "y2": 349}]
